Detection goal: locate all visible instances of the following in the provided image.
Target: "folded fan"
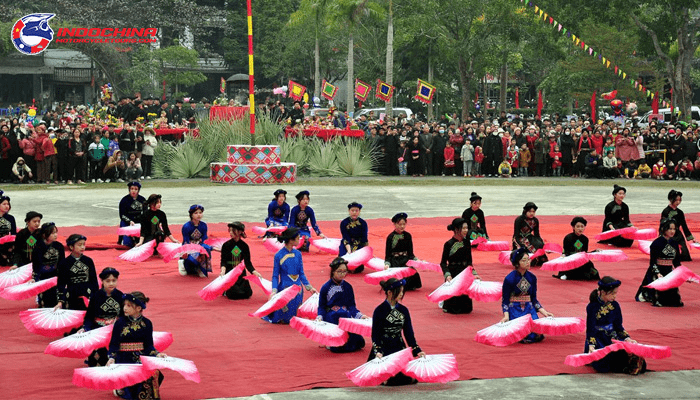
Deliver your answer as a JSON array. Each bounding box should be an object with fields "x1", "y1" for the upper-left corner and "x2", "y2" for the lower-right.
[
  {"x1": 594, "y1": 227, "x2": 637, "y2": 241},
  {"x1": 565, "y1": 341, "x2": 671, "y2": 367},
  {"x1": 474, "y1": 314, "x2": 532, "y2": 347},
  {"x1": 622, "y1": 228, "x2": 657, "y2": 241},
  {"x1": 153, "y1": 331, "x2": 173, "y2": 352},
  {"x1": 118, "y1": 240, "x2": 156, "y2": 262},
  {"x1": 612, "y1": 339, "x2": 672, "y2": 359},
  {"x1": 19, "y1": 308, "x2": 86, "y2": 337},
  {"x1": 426, "y1": 267, "x2": 475, "y2": 303},
  {"x1": 290, "y1": 316, "x2": 348, "y2": 347},
  {"x1": 471, "y1": 237, "x2": 487, "y2": 245},
  {"x1": 198, "y1": 262, "x2": 246, "y2": 301},
  {"x1": 0, "y1": 276, "x2": 58, "y2": 300},
  {"x1": 365, "y1": 257, "x2": 386, "y2": 272},
  {"x1": 464, "y1": 280, "x2": 501, "y2": 302},
  {"x1": 343, "y1": 247, "x2": 373, "y2": 270},
  {"x1": 406, "y1": 260, "x2": 442, "y2": 273},
  {"x1": 161, "y1": 244, "x2": 208, "y2": 263},
  {"x1": 140, "y1": 355, "x2": 201, "y2": 383},
  {"x1": 156, "y1": 242, "x2": 181, "y2": 257},
  {"x1": 251, "y1": 225, "x2": 287, "y2": 235},
  {"x1": 45, "y1": 325, "x2": 114, "y2": 358},
  {"x1": 0, "y1": 234, "x2": 16, "y2": 244},
  {"x1": 338, "y1": 318, "x2": 372, "y2": 337},
  {"x1": 346, "y1": 347, "x2": 413, "y2": 387},
  {"x1": 248, "y1": 285, "x2": 301, "y2": 318},
  {"x1": 296, "y1": 292, "x2": 319, "y2": 319},
  {"x1": 0, "y1": 263, "x2": 32, "y2": 289},
  {"x1": 309, "y1": 237, "x2": 341, "y2": 255},
  {"x1": 587, "y1": 249, "x2": 628, "y2": 262},
  {"x1": 203, "y1": 237, "x2": 227, "y2": 251},
  {"x1": 540, "y1": 253, "x2": 590, "y2": 272},
  {"x1": 364, "y1": 267, "x2": 416, "y2": 285},
  {"x1": 402, "y1": 354, "x2": 460, "y2": 383},
  {"x1": 72, "y1": 364, "x2": 152, "y2": 391},
  {"x1": 638, "y1": 240, "x2": 652, "y2": 255},
  {"x1": 530, "y1": 316, "x2": 585, "y2": 335},
  {"x1": 644, "y1": 266, "x2": 700, "y2": 291},
  {"x1": 543, "y1": 243, "x2": 563, "y2": 253},
  {"x1": 476, "y1": 241, "x2": 510, "y2": 251},
  {"x1": 116, "y1": 224, "x2": 141, "y2": 237},
  {"x1": 244, "y1": 275, "x2": 273, "y2": 295}
]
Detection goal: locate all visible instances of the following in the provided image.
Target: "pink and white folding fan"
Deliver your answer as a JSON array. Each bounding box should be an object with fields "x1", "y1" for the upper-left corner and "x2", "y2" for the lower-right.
[
  {"x1": 614, "y1": 339, "x2": 672, "y2": 359},
  {"x1": 594, "y1": 227, "x2": 637, "y2": 241},
  {"x1": 248, "y1": 285, "x2": 302, "y2": 318},
  {"x1": 474, "y1": 314, "x2": 532, "y2": 347},
  {"x1": 471, "y1": 237, "x2": 487, "y2": 246},
  {"x1": 543, "y1": 243, "x2": 563, "y2": 254},
  {"x1": 290, "y1": 316, "x2": 348, "y2": 346},
  {"x1": 310, "y1": 237, "x2": 341, "y2": 255},
  {"x1": 116, "y1": 224, "x2": 141, "y2": 237},
  {"x1": 638, "y1": 240, "x2": 652, "y2": 255},
  {"x1": 156, "y1": 242, "x2": 181, "y2": 258},
  {"x1": 346, "y1": 347, "x2": 413, "y2": 387},
  {"x1": 644, "y1": 266, "x2": 699, "y2": 291},
  {"x1": 140, "y1": 355, "x2": 201, "y2": 383},
  {"x1": 0, "y1": 276, "x2": 58, "y2": 300},
  {"x1": 153, "y1": 331, "x2": 173, "y2": 352},
  {"x1": 406, "y1": 260, "x2": 442, "y2": 273},
  {"x1": 690, "y1": 242, "x2": 700, "y2": 251},
  {"x1": 476, "y1": 241, "x2": 510, "y2": 251},
  {"x1": 529, "y1": 249, "x2": 546, "y2": 260},
  {"x1": 464, "y1": 280, "x2": 501, "y2": 302},
  {"x1": 0, "y1": 234, "x2": 16, "y2": 244},
  {"x1": 338, "y1": 318, "x2": 372, "y2": 337},
  {"x1": 564, "y1": 343, "x2": 624, "y2": 367},
  {"x1": 587, "y1": 249, "x2": 628, "y2": 262},
  {"x1": 364, "y1": 267, "x2": 417, "y2": 285},
  {"x1": 427, "y1": 267, "x2": 475, "y2": 303},
  {"x1": 498, "y1": 251, "x2": 512, "y2": 265},
  {"x1": 540, "y1": 253, "x2": 590, "y2": 272},
  {"x1": 365, "y1": 258, "x2": 386, "y2": 272},
  {"x1": 118, "y1": 240, "x2": 156, "y2": 262},
  {"x1": 343, "y1": 247, "x2": 373, "y2": 270},
  {"x1": 0, "y1": 263, "x2": 32, "y2": 289},
  {"x1": 72, "y1": 364, "x2": 152, "y2": 390},
  {"x1": 296, "y1": 292, "x2": 319, "y2": 319},
  {"x1": 162, "y1": 244, "x2": 208, "y2": 263},
  {"x1": 262, "y1": 237, "x2": 306, "y2": 253},
  {"x1": 622, "y1": 228, "x2": 657, "y2": 241},
  {"x1": 19, "y1": 308, "x2": 86, "y2": 337},
  {"x1": 45, "y1": 325, "x2": 114, "y2": 358},
  {"x1": 530, "y1": 316, "x2": 585, "y2": 336},
  {"x1": 203, "y1": 237, "x2": 227, "y2": 251},
  {"x1": 244, "y1": 275, "x2": 273, "y2": 296},
  {"x1": 251, "y1": 225, "x2": 287, "y2": 235},
  {"x1": 198, "y1": 262, "x2": 246, "y2": 301},
  {"x1": 402, "y1": 354, "x2": 459, "y2": 383}
]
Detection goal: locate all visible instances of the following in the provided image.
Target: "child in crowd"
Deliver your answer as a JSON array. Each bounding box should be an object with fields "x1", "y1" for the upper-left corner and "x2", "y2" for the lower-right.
[
  {"x1": 652, "y1": 159, "x2": 667, "y2": 180},
  {"x1": 603, "y1": 137, "x2": 615, "y2": 158},
  {"x1": 602, "y1": 150, "x2": 619, "y2": 179},
  {"x1": 88, "y1": 134, "x2": 105, "y2": 183},
  {"x1": 461, "y1": 139, "x2": 474, "y2": 177},
  {"x1": 443, "y1": 142, "x2": 455, "y2": 176},
  {"x1": 677, "y1": 158, "x2": 693, "y2": 180},
  {"x1": 398, "y1": 140, "x2": 408, "y2": 176},
  {"x1": 550, "y1": 146, "x2": 562, "y2": 177},
  {"x1": 473, "y1": 145, "x2": 484, "y2": 177},
  {"x1": 12, "y1": 157, "x2": 33, "y2": 183},
  {"x1": 519, "y1": 145, "x2": 531, "y2": 177},
  {"x1": 636, "y1": 160, "x2": 651, "y2": 179},
  {"x1": 498, "y1": 158, "x2": 512, "y2": 178}
]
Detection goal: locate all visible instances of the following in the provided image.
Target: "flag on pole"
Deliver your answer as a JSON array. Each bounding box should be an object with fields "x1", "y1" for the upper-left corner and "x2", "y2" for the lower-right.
[
  {"x1": 590, "y1": 91, "x2": 597, "y2": 121},
  {"x1": 536, "y1": 90, "x2": 543, "y2": 119},
  {"x1": 515, "y1": 87, "x2": 520, "y2": 109},
  {"x1": 288, "y1": 80, "x2": 307, "y2": 101},
  {"x1": 414, "y1": 79, "x2": 436, "y2": 104},
  {"x1": 220, "y1": 77, "x2": 226, "y2": 94},
  {"x1": 354, "y1": 79, "x2": 371, "y2": 102},
  {"x1": 652, "y1": 92, "x2": 659, "y2": 114},
  {"x1": 376, "y1": 79, "x2": 395, "y2": 102},
  {"x1": 321, "y1": 80, "x2": 338, "y2": 100}
]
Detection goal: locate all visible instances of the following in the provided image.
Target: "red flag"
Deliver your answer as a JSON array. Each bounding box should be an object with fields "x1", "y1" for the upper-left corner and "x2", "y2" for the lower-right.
[
  {"x1": 652, "y1": 92, "x2": 659, "y2": 114},
  {"x1": 536, "y1": 90, "x2": 543, "y2": 118},
  {"x1": 515, "y1": 87, "x2": 520, "y2": 109},
  {"x1": 601, "y1": 90, "x2": 617, "y2": 100},
  {"x1": 590, "y1": 91, "x2": 597, "y2": 121},
  {"x1": 670, "y1": 88, "x2": 673, "y2": 112}
]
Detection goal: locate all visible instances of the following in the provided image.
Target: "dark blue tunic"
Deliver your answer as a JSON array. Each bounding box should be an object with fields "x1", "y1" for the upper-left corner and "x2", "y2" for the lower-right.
[
  {"x1": 318, "y1": 279, "x2": 365, "y2": 353},
  {"x1": 56, "y1": 254, "x2": 98, "y2": 310},
  {"x1": 32, "y1": 240, "x2": 65, "y2": 308},
  {"x1": 266, "y1": 201, "x2": 290, "y2": 227},
  {"x1": 338, "y1": 217, "x2": 368, "y2": 257},
  {"x1": 83, "y1": 288, "x2": 124, "y2": 331},
  {"x1": 585, "y1": 298, "x2": 633, "y2": 373},
  {"x1": 636, "y1": 236, "x2": 683, "y2": 306},
  {"x1": 289, "y1": 205, "x2": 321, "y2": 237}
]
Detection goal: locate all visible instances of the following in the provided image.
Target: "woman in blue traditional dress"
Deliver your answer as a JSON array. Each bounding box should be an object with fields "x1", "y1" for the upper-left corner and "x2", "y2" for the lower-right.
[
  {"x1": 264, "y1": 227, "x2": 316, "y2": 323},
  {"x1": 317, "y1": 257, "x2": 367, "y2": 353},
  {"x1": 118, "y1": 181, "x2": 145, "y2": 247},
  {"x1": 289, "y1": 190, "x2": 325, "y2": 252},
  {"x1": 339, "y1": 202, "x2": 368, "y2": 273},
  {"x1": 585, "y1": 276, "x2": 646, "y2": 375},
  {"x1": 107, "y1": 291, "x2": 167, "y2": 399},
  {"x1": 178, "y1": 204, "x2": 212, "y2": 277},
  {"x1": 501, "y1": 248, "x2": 554, "y2": 343},
  {"x1": 265, "y1": 189, "x2": 290, "y2": 228}
]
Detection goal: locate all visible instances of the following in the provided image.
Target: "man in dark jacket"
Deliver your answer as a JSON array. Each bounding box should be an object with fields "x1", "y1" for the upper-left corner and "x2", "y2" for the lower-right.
[{"x1": 482, "y1": 129, "x2": 503, "y2": 177}]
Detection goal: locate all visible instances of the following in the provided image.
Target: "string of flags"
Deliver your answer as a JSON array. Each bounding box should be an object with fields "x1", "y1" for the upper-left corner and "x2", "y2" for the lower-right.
[
  {"x1": 282, "y1": 78, "x2": 439, "y2": 105},
  {"x1": 521, "y1": 0, "x2": 654, "y2": 99}
]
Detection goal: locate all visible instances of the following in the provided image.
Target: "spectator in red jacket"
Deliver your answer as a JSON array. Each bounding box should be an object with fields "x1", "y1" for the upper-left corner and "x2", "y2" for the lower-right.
[
  {"x1": 652, "y1": 159, "x2": 668, "y2": 180},
  {"x1": 443, "y1": 142, "x2": 456, "y2": 176}
]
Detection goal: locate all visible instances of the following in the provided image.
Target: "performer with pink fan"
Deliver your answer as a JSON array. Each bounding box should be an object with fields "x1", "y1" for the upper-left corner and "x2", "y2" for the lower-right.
[
  {"x1": 82, "y1": 267, "x2": 123, "y2": 366},
  {"x1": 598, "y1": 185, "x2": 634, "y2": 247},
  {"x1": 461, "y1": 192, "x2": 489, "y2": 245},
  {"x1": 12, "y1": 211, "x2": 42, "y2": 270},
  {"x1": 31, "y1": 222, "x2": 65, "y2": 308},
  {"x1": 265, "y1": 189, "x2": 290, "y2": 233},
  {"x1": 661, "y1": 190, "x2": 696, "y2": 262},
  {"x1": 339, "y1": 202, "x2": 369, "y2": 273},
  {"x1": 134, "y1": 194, "x2": 180, "y2": 252},
  {"x1": 0, "y1": 192, "x2": 17, "y2": 266},
  {"x1": 635, "y1": 219, "x2": 684, "y2": 307},
  {"x1": 106, "y1": 291, "x2": 167, "y2": 399},
  {"x1": 383, "y1": 213, "x2": 421, "y2": 291},
  {"x1": 56, "y1": 234, "x2": 98, "y2": 312},
  {"x1": 219, "y1": 222, "x2": 264, "y2": 300},
  {"x1": 263, "y1": 228, "x2": 316, "y2": 323},
  {"x1": 118, "y1": 181, "x2": 145, "y2": 248},
  {"x1": 582, "y1": 277, "x2": 646, "y2": 375},
  {"x1": 512, "y1": 202, "x2": 548, "y2": 267},
  {"x1": 178, "y1": 204, "x2": 213, "y2": 278},
  {"x1": 500, "y1": 248, "x2": 554, "y2": 344},
  {"x1": 317, "y1": 258, "x2": 368, "y2": 352},
  {"x1": 289, "y1": 190, "x2": 326, "y2": 252},
  {"x1": 439, "y1": 218, "x2": 480, "y2": 314},
  {"x1": 368, "y1": 278, "x2": 426, "y2": 386},
  {"x1": 551, "y1": 217, "x2": 600, "y2": 281}
]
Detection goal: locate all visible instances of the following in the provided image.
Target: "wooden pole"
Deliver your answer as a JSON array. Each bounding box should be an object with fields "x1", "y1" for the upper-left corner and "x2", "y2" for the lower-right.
[{"x1": 247, "y1": 0, "x2": 256, "y2": 145}]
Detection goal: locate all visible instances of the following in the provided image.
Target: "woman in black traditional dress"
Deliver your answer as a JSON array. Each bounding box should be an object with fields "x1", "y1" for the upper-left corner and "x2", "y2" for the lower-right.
[
  {"x1": 136, "y1": 194, "x2": 179, "y2": 248},
  {"x1": 383, "y1": 213, "x2": 421, "y2": 291},
  {"x1": 553, "y1": 217, "x2": 600, "y2": 281},
  {"x1": 0, "y1": 192, "x2": 17, "y2": 266},
  {"x1": 635, "y1": 219, "x2": 684, "y2": 307},
  {"x1": 369, "y1": 278, "x2": 426, "y2": 386},
  {"x1": 461, "y1": 192, "x2": 488, "y2": 244},
  {"x1": 439, "y1": 218, "x2": 480, "y2": 314},
  {"x1": 82, "y1": 267, "x2": 123, "y2": 367},
  {"x1": 31, "y1": 222, "x2": 65, "y2": 308},
  {"x1": 512, "y1": 202, "x2": 548, "y2": 267},
  {"x1": 661, "y1": 190, "x2": 695, "y2": 262},
  {"x1": 220, "y1": 222, "x2": 263, "y2": 300},
  {"x1": 599, "y1": 185, "x2": 634, "y2": 248}
]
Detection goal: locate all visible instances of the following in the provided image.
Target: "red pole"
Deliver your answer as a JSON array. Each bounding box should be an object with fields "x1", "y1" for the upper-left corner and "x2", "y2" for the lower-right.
[{"x1": 247, "y1": 0, "x2": 256, "y2": 143}]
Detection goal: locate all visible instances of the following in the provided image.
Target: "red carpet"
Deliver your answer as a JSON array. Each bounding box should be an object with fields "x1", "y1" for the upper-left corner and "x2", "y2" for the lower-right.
[{"x1": 1, "y1": 214, "x2": 700, "y2": 399}]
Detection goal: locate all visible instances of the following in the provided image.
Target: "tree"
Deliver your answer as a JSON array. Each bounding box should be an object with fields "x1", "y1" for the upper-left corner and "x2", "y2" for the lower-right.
[
  {"x1": 159, "y1": 45, "x2": 208, "y2": 98},
  {"x1": 385, "y1": 0, "x2": 394, "y2": 117},
  {"x1": 290, "y1": 0, "x2": 331, "y2": 99}
]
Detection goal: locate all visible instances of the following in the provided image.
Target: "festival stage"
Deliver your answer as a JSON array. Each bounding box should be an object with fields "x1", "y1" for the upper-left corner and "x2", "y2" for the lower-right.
[{"x1": 1, "y1": 214, "x2": 699, "y2": 399}]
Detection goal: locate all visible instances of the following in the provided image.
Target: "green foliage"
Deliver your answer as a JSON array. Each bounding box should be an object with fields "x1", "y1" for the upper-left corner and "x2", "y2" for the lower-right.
[
  {"x1": 279, "y1": 136, "x2": 310, "y2": 173},
  {"x1": 307, "y1": 139, "x2": 342, "y2": 176},
  {"x1": 335, "y1": 138, "x2": 377, "y2": 176}
]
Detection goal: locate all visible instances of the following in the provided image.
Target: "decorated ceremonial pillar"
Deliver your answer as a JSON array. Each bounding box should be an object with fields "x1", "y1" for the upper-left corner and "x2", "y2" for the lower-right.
[{"x1": 247, "y1": 0, "x2": 256, "y2": 144}]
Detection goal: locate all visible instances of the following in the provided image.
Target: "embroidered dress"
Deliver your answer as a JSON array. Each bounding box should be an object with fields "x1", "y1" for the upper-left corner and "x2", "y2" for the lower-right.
[
  {"x1": 13, "y1": 227, "x2": 39, "y2": 267},
  {"x1": 339, "y1": 216, "x2": 369, "y2": 273},
  {"x1": 461, "y1": 207, "x2": 488, "y2": 242},
  {"x1": 318, "y1": 279, "x2": 365, "y2": 352},
  {"x1": 661, "y1": 206, "x2": 693, "y2": 262},
  {"x1": 290, "y1": 205, "x2": 321, "y2": 251},
  {"x1": 599, "y1": 201, "x2": 634, "y2": 247},
  {"x1": 220, "y1": 238, "x2": 257, "y2": 300},
  {"x1": 502, "y1": 270, "x2": 544, "y2": 343},
  {"x1": 56, "y1": 254, "x2": 98, "y2": 310},
  {"x1": 140, "y1": 209, "x2": 171, "y2": 244},
  {"x1": 0, "y1": 211, "x2": 17, "y2": 266},
  {"x1": 83, "y1": 288, "x2": 124, "y2": 367},
  {"x1": 385, "y1": 231, "x2": 421, "y2": 291},
  {"x1": 555, "y1": 233, "x2": 600, "y2": 280},
  {"x1": 266, "y1": 247, "x2": 309, "y2": 323},
  {"x1": 118, "y1": 194, "x2": 145, "y2": 247},
  {"x1": 439, "y1": 237, "x2": 476, "y2": 314},
  {"x1": 181, "y1": 221, "x2": 212, "y2": 276},
  {"x1": 512, "y1": 215, "x2": 547, "y2": 266},
  {"x1": 635, "y1": 237, "x2": 683, "y2": 307},
  {"x1": 266, "y1": 201, "x2": 290, "y2": 227},
  {"x1": 32, "y1": 240, "x2": 65, "y2": 308}
]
